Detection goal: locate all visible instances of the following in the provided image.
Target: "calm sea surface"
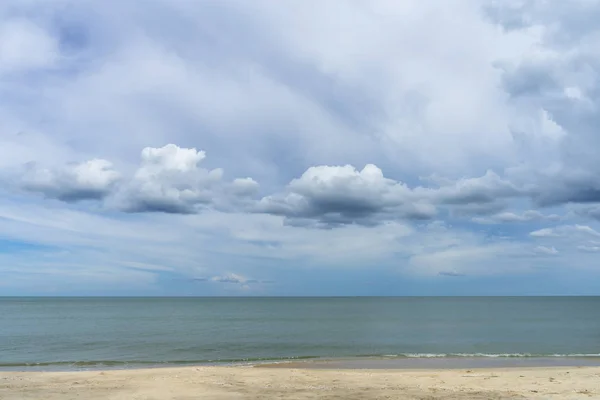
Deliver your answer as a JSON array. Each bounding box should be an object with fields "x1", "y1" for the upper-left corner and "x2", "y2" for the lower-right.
[{"x1": 1, "y1": 297, "x2": 600, "y2": 370}]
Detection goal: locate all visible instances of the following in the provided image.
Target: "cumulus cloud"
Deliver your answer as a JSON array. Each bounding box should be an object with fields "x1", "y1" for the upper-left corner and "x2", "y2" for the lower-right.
[
  {"x1": 116, "y1": 144, "x2": 262, "y2": 214},
  {"x1": 231, "y1": 178, "x2": 260, "y2": 197},
  {"x1": 115, "y1": 144, "x2": 223, "y2": 214},
  {"x1": 15, "y1": 144, "x2": 260, "y2": 214},
  {"x1": 255, "y1": 164, "x2": 436, "y2": 227},
  {"x1": 20, "y1": 159, "x2": 120, "y2": 202},
  {"x1": 255, "y1": 165, "x2": 531, "y2": 226},
  {"x1": 432, "y1": 170, "x2": 523, "y2": 205},
  {"x1": 11, "y1": 144, "x2": 600, "y2": 228}
]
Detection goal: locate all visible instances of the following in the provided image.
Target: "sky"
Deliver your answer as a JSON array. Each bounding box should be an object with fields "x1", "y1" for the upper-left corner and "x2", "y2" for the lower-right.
[{"x1": 1, "y1": 0, "x2": 600, "y2": 296}]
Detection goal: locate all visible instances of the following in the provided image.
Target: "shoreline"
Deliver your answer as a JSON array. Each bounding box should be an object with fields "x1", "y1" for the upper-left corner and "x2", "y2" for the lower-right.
[
  {"x1": 259, "y1": 355, "x2": 600, "y2": 370},
  {"x1": 1, "y1": 365, "x2": 599, "y2": 399},
  {"x1": 3, "y1": 355, "x2": 600, "y2": 373}
]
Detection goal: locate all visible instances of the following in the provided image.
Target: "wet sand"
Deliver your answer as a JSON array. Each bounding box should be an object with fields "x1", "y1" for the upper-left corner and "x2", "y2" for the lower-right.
[
  {"x1": 1, "y1": 365, "x2": 599, "y2": 399},
  {"x1": 260, "y1": 356, "x2": 600, "y2": 370}
]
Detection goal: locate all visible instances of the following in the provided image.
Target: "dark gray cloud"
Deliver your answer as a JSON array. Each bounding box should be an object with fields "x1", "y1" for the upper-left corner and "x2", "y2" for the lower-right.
[
  {"x1": 527, "y1": 171, "x2": 600, "y2": 207},
  {"x1": 482, "y1": 0, "x2": 600, "y2": 216},
  {"x1": 573, "y1": 205, "x2": 600, "y2": 221},
  {"x1": 120, "y1": 197, "x2": 200, "y2": 215},
  {"x1": 212, "y1": 275, "x2": 244, "y2": 284}
]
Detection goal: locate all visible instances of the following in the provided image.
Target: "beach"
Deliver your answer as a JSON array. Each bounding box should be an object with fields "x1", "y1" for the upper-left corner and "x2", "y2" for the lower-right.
[
  {"x1": 3, "y1": 298, "x2": 600, "y2": 398},
  {"x1": 1, "y1": 365, "x2": 598, "y2": 399}
]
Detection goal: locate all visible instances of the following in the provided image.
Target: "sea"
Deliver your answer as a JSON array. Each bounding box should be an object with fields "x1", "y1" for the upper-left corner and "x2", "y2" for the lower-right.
[{"x1": 1, "y1": 297, "x2": 600, "y2": 371}]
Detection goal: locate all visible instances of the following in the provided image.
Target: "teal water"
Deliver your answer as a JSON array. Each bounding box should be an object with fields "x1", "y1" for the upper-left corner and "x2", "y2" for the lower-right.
[{"x1": 1, "y1": 297, "x2": 600, "y2": 370}]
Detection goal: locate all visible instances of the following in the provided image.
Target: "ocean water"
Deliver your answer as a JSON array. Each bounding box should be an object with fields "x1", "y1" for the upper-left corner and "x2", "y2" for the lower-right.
[{"x1": 1, "y1": 297, "x2": 600, "y2": 370}]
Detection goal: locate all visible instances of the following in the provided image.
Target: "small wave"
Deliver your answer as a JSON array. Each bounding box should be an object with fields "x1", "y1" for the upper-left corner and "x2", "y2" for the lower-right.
[
  {"x1": 0, "y1": 356, "x2": 321, "y2": 370},
  {"x1": 3, "y1": 353, "x2": 600, "y2": 370},
  {"x1": 383, "y1": 353, "x2": 600, "y2": 358}
]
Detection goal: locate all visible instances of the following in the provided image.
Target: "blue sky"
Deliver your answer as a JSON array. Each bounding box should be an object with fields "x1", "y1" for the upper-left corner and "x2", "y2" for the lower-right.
[{"x1": 1, "y1": 0, "x2": 600, "y2": 296}]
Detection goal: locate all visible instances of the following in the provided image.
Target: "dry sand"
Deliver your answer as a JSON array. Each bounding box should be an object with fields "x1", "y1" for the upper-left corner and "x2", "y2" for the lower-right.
[{"x1": 1, "y1": 365, "x2": 599, "y2": 399}]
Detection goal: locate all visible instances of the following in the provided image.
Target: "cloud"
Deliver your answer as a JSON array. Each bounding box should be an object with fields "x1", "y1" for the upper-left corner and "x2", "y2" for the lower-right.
[
  {"x1": 0, "y1": 19, "x2": 59, "y2": 73},
  {"x1": 254, "y1": 165, "x2": 543, "y2": 226},
  {"x1": 473, "y1": 210, "x2": 561, "y2": 224},
  {"x1": 112, "y1": 144, "x2": 261, "y2": 214},
  {"x1": 4, "y1": 0, "x2": 600, "y2": 294},
  {"x1": 438, "y1": 271, "x2": 466, "y2": 277},
  {"x1": 20, "y1": 159, "x2": 120, "y2": 201},
  {"x1": 231, "y1": 178, "x2": 260, "y2": 197},
  {"x1": 577, "y1": 245, "x2": 600, "y2": 253},
  {"x1": 114, "y1": 144, "x2": 223, "y2": 214},
  {"x1": 408, "y1": 242, "x2": 527, "y2": 276},
  {"x1": 449, "y1": 201, "x2": 508, "y2": 218},
  {"x1": 432, "y1": 170, "x2": 523, "y2": 205},
  {"x1": 489, "y1": 1, "x2": 600, "y2": 209},
  {"x1": 530, "y1": 225, "x2": 600, "y2": 238},
  {"x1": 533, "y1": 245, "x2": 559, "y2": 255},
  {"x1": 529, "y1": 225, "x2": 600, "y2": 241},
  {"x1": 529, "y1": 171, "x2": 600, "y2": 207},
  {"x1": 194, "y1": 273, "x2": 271, "y2": 286},
  {"x1": 528, "y1": 223, "x2": 600, "y2": 262},
  {"x1": 255, "y1": 164, "x2": 436, "y2": 227},
  {"x1": 530, "y1": 228, "x2": 558, "y2": 238},
  {"x1": 13, "y1": 144, "x2": 259, "y2": 214},
  {"x1": 120, "y1": 261, "x2": 174, "y2": 272},
  {"x1": 572, "y1": 204, "x2": 600, "y2": 221}
]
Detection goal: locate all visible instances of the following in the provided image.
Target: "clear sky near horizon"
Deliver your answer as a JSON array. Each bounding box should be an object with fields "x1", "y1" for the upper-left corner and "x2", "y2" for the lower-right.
[{"x1": 1, "y1": 0, "x2": 600, "y2": 296}]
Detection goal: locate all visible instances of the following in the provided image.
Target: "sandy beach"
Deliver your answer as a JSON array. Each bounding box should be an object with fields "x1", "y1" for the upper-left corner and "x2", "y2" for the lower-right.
[{"x1": 1, "y1": 365, "x2": 598, "y2": 399}]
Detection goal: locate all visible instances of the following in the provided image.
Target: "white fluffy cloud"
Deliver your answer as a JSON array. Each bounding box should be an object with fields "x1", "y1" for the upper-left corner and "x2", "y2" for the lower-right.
[
  {"x1": 115, "y1": 144, "x2": 260, "y2": 214},
  {"x1": 13, "y1": 144, "x2": 259, "y2": 214},
  {"x1": 256, "y1": 164, "x2": 435, "y2": 226},
  {"x1": 20, "y1": 159, "x2": 120, "y2": 201},
  {"x1": 115, "y1": 144, "x2": 224, "y2": 214}
]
